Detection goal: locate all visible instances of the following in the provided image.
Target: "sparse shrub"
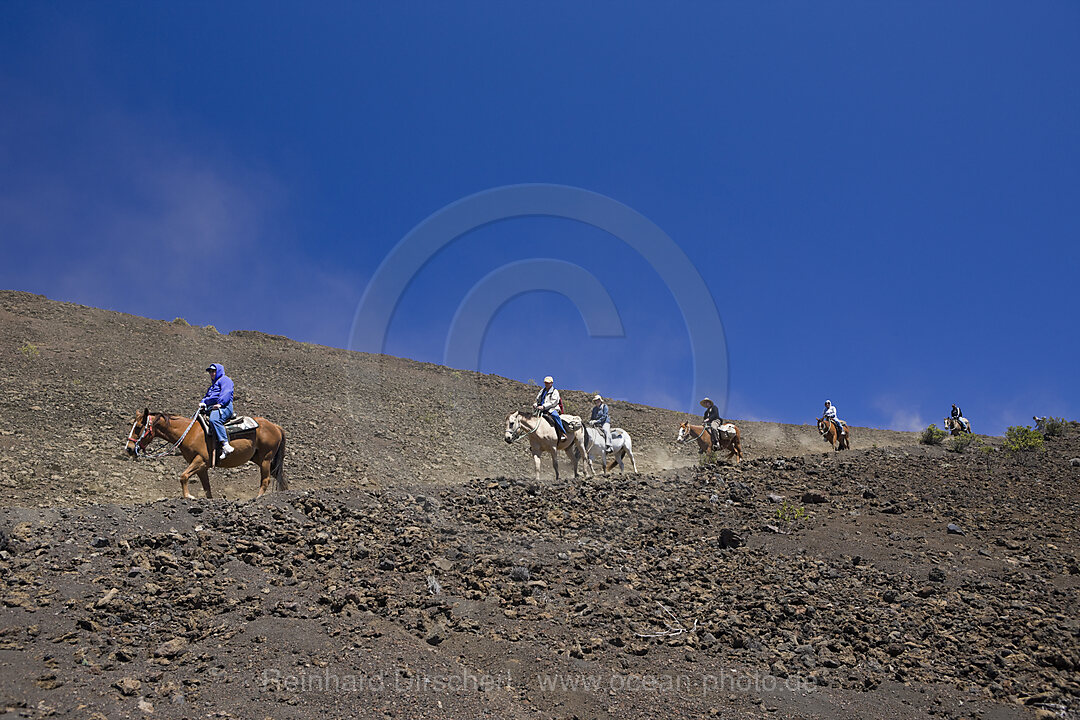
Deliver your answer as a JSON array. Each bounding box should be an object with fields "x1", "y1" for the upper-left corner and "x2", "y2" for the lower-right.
[
  {"x1": 947, "y1": 432, "x2": 975, "y2": 454},
  {"x1": 977, "y1": 442, "x2": 995, "y2": 472},
  {"x1": 172, "y1": 317, "x2": 189, "y2": 326},
  {"x1": 920, "y1": 424, "x2": 947, "y2": 446},
  {"x1": 1003, "y1": 425, "x2": 1044, "y2": 455},
  {"x1": 1033, "y1": 416, "x2": 1067, "y2": 439},
  {"x1": 776, "y1": 501, "x2": 807, "y2": 526},
  {"x1": 18, "y1": 343, "x2": 40, "y2": 357},
  {"x1": 204, "y1": 325, "x2": 219, "y2": 333}
]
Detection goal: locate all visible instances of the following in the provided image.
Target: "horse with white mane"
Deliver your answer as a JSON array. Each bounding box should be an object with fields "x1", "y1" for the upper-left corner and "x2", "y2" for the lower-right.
[
  {"x1": 584, "y1": 425, "x2": 638, "y2": 474},
  {"x1": 504, "y1": 410, "x2": 593, "y2": 481}
]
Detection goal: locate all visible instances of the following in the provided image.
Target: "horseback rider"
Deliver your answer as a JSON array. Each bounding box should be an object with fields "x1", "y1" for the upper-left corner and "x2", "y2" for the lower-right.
[
  {"x1": 590, "y1": 394, "x2": 614, "y2": 454},
  {"x1": 700, "y1": 397, "x2": 723, "y2": 447},
  {"x1": 951, "y1": 404, "x2": 969, "y2": 432},
  {"x1": 534, "y1": 376, "x2": 565, "y2": 441},
  {"x1": 201, "y1": 363, "x2": 236, "y2": 457},
  {"x1": 823, "y1": 400, "x2": 846, "y2": 436}
]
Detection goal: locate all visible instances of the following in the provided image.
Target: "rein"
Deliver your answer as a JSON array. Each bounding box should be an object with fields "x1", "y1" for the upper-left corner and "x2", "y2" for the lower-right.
[
  {"x1": 129, "y1": 410, "x2": 201, "y2": 459},
  {"x1": 508, "y1": 413, "x2": 543, "y2": 443},
  {"x1": 682, "y1": 424, "x2": 707, "y2": 443}
]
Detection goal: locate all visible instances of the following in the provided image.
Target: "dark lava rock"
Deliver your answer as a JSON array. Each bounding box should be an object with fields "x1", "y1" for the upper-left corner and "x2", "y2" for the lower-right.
[
  {"x1": 718, "y1": 528, "x2": 743, "y2": 549},
  {"x1": 509, "y1": 566, "x2": 531, "y2": 582},
  {"x1": 928, "y1": 568, "x2": 946, "y2": 583},
  {"x1": 802, "y1": 491, "x2": 828, "y2": 504},
  {"x1": 947, "y1": 523, "x2": 965, "y2": 535}
]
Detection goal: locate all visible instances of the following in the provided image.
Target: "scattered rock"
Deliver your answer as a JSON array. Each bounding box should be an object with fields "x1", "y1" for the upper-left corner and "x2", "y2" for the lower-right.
[
  {"x1": 114, "y1": 677, "x2": 141, "y2": 696},
  {"x1": 154, "y1": 637, "x2": 188, "y2": 659}
]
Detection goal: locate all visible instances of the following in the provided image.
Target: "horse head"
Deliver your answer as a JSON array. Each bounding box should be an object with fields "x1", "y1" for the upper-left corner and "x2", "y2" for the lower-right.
[
  {"x1": 505, "y1": 412, "x2": 522, "y2": 444},
  {"x1": 676, "y1": 422, "x2": 690, "y2": 443},
  {"x1": 126, "y1": 407, "x2": 154, "y2": 458},
  {"x1": 816, "y1": 417, "x2": 828, "y2": 435}
]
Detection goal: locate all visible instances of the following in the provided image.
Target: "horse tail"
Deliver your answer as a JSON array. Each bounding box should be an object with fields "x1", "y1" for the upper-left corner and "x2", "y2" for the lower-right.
[{"x1": 271, "y1": 429, "x2": 288, "y2": 491}]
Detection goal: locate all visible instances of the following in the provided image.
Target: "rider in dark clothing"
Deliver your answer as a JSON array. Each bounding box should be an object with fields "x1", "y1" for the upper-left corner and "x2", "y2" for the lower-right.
[{"x1": 700, "y1": 397, "x2": 722, "y2": 447}]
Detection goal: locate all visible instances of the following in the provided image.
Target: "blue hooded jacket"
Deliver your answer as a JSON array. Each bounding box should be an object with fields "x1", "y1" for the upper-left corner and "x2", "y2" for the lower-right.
[{"x1": 202, "y1": 364, "x2": 234, "y2": 407}]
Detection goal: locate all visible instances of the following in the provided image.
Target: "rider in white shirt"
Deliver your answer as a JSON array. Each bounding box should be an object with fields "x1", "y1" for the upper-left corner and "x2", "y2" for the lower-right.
[{"x1": 823, "y1": 400, "x2": 846, "y2": 435}]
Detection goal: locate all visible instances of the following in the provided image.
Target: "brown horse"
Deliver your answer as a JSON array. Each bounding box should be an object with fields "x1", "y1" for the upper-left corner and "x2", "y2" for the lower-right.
[
  {"x1": 677, "y1": 421, "x2": 743, "y2": 463},
  {"x1": 126, "y1": 408, "x2": 287, "y2": 499},
  {"x1": 943, "y1": 416, "x2": 971, "y2": 435},
  {"x1": 817, "y1": 417, "x2": 850, "y2": 451}
]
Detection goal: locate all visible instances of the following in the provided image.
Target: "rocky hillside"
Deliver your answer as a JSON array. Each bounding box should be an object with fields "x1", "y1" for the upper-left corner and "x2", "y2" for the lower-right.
[
  {"x1": 1, "y1": 429, "x2": 1078, "y2": 719},
  {"x1": 1, "y1": 290, "x2": 1077, "y2": 720},
  {"x1": 0, "y1": 290, "x2": 919, "y2": 506}
]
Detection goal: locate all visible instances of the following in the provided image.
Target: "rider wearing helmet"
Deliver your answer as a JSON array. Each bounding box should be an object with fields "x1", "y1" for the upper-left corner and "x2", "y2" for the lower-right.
[
  {"x1": 700, "y1": 397, "x2": 723, "y2": 448},
  {"x1": 535, "y1": 376, "x2": 565, "y2": 441},
  {"x1": 201, "y1": 364, "x2": 236, "y2": 457},
  {"x1": 823, "y1": 400, "x2": 846, "y2": 436},
  {"x1": 590, "y1": 394, "x2": 614, "y2": 454}
]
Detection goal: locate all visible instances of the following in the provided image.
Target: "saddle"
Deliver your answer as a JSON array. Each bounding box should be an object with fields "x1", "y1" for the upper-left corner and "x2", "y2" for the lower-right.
[
  {"x1": 198, "y1": 413, "x2": 259, "y2": 439},
  {"x1": 542, "y1": 413, "x2": 581, "y2": 433},
  {"x1": 198, "y1": 413, "x2": 259, "y2": 465}
]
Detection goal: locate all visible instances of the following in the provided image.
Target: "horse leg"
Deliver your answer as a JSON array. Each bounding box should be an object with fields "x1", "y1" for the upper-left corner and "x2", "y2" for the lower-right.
[
  {"x1": 197, "y1": 469, "x2": 213, "y2": 499},
  {"x1": 256, "y1": 456, "x2": 272, "y2": 498},
  {"x1": 179, "y1": 456, "x2": 208, "y2": 500},
  {"x1": 532, "y1": 451, "x2": 543, "y2": 482},
  {"x1": 551, "y1": 450, "x2": 560, "y2": 481},
  {"x1": 577, "y1": 435, "x2": 593, "y2": 478}
]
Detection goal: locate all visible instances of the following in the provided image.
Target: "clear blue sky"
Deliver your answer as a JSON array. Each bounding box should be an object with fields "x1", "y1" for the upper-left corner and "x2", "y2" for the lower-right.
[{"x1": 2, "y1": 2, "x2": 1077, "y2": 434}]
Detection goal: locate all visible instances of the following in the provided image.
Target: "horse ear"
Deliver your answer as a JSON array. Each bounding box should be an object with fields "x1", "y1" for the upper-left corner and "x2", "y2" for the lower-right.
[{"x1": 143, "y1": 407, "x2": 149, "y2": 419}]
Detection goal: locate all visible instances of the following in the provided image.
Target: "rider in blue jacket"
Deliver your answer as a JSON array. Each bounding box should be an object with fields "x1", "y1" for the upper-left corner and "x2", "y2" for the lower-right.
[{"x1": 201, "y1": 364, "x2": 236, "y2": 456}]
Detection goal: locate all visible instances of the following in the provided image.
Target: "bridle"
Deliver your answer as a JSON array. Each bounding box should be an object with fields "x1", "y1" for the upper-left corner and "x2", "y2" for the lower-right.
[
  {"x1": 127, "y1": 414, "x2": 157, "y2": 456},
  {"x1": 126, "y1": 410, "x2": 201, "y2": 459},
  {"x1": 678, "y1": 423, "x2": 707, "y2": 443},
  {"x1": 507, "y1": 413, "x2": 542, "y2": 443}
]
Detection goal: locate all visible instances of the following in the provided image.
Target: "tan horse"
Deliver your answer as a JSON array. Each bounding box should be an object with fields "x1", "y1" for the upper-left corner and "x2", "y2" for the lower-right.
[
  {"x1": 943, "y1": 416, "x2": 971, "y2": 435},
  {"x1": 504, "y1": 411, "x2": 593, "y2": 481},
  {"x1": 677, "y1": 421, "x2": 743, "y2": 463},
  {"x1": 817, "y1": 417, "x2": 850, "y2": 451},
  {"x1": 126, "y1": 408, "x2": 287, "y2": 499}
]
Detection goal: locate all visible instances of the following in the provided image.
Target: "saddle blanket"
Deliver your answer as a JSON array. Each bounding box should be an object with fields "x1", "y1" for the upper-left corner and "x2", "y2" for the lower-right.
[
  {"x1": 559, "y1": 414, "x2": 583, "y2": 431},
  {"x1": 199, "y1": 414, "x2": 259, "y2": 439},
  {"x1": 717, "y1": 423, "x2": 737, "y2": 439}
]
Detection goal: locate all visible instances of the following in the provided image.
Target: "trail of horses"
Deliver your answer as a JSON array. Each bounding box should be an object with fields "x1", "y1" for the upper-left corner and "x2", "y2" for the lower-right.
[{"x1": 1, "y1": 291, "x2": 1078, "y2": 719}]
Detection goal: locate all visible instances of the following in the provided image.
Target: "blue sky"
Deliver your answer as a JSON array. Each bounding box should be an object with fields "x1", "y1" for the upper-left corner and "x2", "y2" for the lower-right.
[{"x1": 2, "y1": 2, "x2": 1077, "y2": 434}]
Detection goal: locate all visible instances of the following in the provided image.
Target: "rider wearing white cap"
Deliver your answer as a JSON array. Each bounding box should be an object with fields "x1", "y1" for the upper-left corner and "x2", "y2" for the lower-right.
[
  {"x1": 590, "y1": 394, "x2": 614, "y2": 454},
  {"x1": 534, "y1": 376, "x2": 565, "y2": 440}
]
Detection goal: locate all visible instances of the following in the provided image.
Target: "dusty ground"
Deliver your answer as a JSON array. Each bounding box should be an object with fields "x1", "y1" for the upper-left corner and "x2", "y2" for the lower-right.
[{"x1": 1, "y1": 291, "x2": 1078, "y2": 720}]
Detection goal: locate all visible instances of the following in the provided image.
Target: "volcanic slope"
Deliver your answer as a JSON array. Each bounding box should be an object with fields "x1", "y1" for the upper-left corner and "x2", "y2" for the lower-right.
[
  {"x1": 0, "y1": 290, "x2": 918, "y2": 506},
  {"x1": 1, "y1": 428, "x2": 1078, "y2": 719}
]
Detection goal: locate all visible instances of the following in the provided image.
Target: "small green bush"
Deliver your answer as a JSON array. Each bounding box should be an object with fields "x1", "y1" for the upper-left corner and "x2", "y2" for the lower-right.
[
  {"x1": 172, "y1": 317, "x2": 189, "y2": 326},
  {"x1": 920, "y1": 424, "x2": 947, "y2": 446},
  {"x1": 1003, "y1": 425, "x2": 1044, "y2": 454},
  {"x1": 947, "y1": 432, "x2": 975, "y2": 454},
  {"x1": 18, "y1": 343, "x2": 40, "y2": 357},
  {"x1": 1033, "y1": 416, "x2": 1067, "y2": 439}
]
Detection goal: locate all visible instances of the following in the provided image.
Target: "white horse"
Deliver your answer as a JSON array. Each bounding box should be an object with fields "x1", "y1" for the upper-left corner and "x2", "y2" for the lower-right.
[
  {"x1": 583, "y1": 425, "x2": 638, "y2": 474},
  {"x1": 504, "y1": 411, "x2": 593, "y2": 481}
]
